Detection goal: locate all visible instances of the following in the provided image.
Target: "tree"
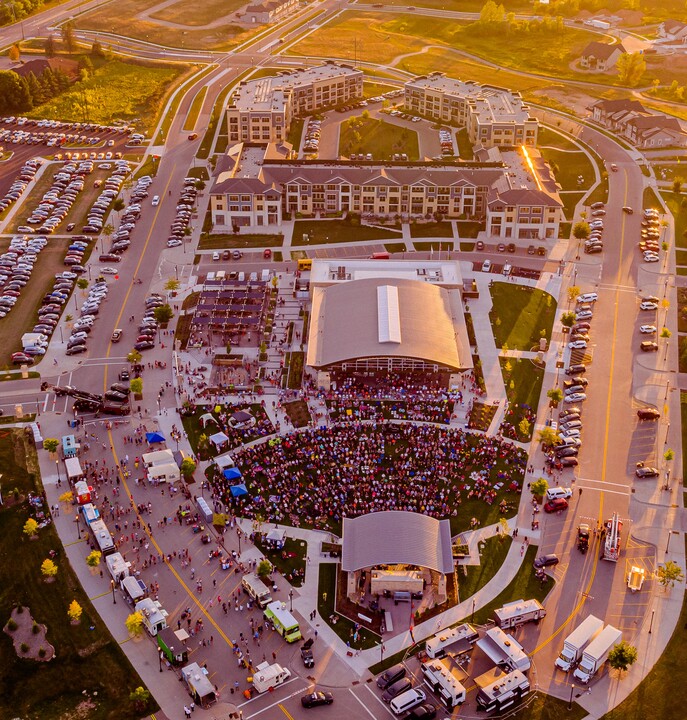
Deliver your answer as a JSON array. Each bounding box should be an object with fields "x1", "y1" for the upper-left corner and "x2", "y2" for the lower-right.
[
  {"x1": 498, "y1": 517, "x2": 510, "y2": 538},
  {"x1": 43, "y1": 438, "x2": 59, "y2": 454},
  {"x1": 567, "y1": 285, "x2": 581, "y2": 304},
  {"x1": 572, "y1": 222, "x2": 590, "y2": 241},
  {"x1": 68, "y1": 600, "x2": 83, "y2": 623},
  {"x1": 518, "y1": 418, "x2": 531, "y2": 438},
  {"x1": 479, "y1": 0, "x2": 505, "y2": 24},
  {"x1": 8, "y1": 45, "x2": 20, "y2": 62},
  {"x1": 530, "y1": 477, "x2": 549, "y2": 498},
  {"x1": 180, "y1": 458, "x2": 196, "y2": 479},
  {"x1": 86, "y1": 550, "x2": 102, "y2": 568},
  {"x1": 0, "y1": 70, "x2": 31, "y2": 112},
  {"x1": 59, "y1": 490, "x2": 74, "y2": 504},
  {"x1": 77, "y1": 278, "x2": 89, "y2": 292},
  {"x1": 665, "y1": 448, "x2": 675, "y2": 463},
  {"x1": 129, "y1": 687, "x2": 152, "y2": 713},
  {"x1": 560, "y1": 311, "x2": 576, "y2": 328},
  {"x1": 153, "y1": 304, "x2": 174, "y2": 324},
  {"x1": 257, "y1": 559, "x2": 272, "y2": 578},
  {"x1": 126, "y1": 612, "x2": 144, "y2": 636},
  {"x1": 660, "y1": 327, "x2": 672, "y2": 339},
  {"x1": 165, "y1": 278, "x2": 180, "y2": 292},
  {"x1": 111, "y1": 198, "x2": 125, "y2": 215},
  {"x1": 41, "y1": 558, "x2": 58, "y2": 578},
  {"x1": 127, "y1": 350, "x2": 142, "y2": 364},
  {"x1": 130, "y1": 377, "x2": 143, "y2": 395},
  {"x1": 673, "y1": 178, "x2": 683, "y2": 194},
  {"x1": 44, "y1": 35, "x2": 56, "y2": 58},
  {"x1": 656, "y1": 560, "x2": 684, "y2": 591},
  {"x1": 91, "y1": 39, "x2": 105, "y2": 57},
  {"x1": 536, "y1": 427, "x2": 559, "y2": 448},
  {"x1": 547, "y1": 387, "x2": 563, "y2": 405},
  {"x1": 607, "y1": 641, "x2": 638, "y2": 675},
  {"x1": 617, "y1": 52, "x2": 646, "y2": 87},
  {"x1": 23, "y1": 518, "x2": 39, "y2": 538},
  {"x1": 61, "y1": 20, "x2": 75, "y2": 53}
]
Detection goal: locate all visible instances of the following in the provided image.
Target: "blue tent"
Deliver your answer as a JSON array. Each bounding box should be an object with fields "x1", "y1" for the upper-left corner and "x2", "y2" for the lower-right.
[
  {"x1": 223, "y1": 467, "x2": 242, "y2": 481},
  {"x1": 230, "y1": 483, "x2": 248, "y2": 497},
  {"x1": 146, "y1": 432, "x2": 166, "y2": 444}
]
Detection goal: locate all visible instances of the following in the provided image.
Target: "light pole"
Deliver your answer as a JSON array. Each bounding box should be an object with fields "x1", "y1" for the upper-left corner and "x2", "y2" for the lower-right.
[
  {"x1": 289, "y1": 589, "x2": 293, "y2": 612},
  {"x1": 471, "y1": 598, "x2": 476, "y2": 624},
  {"x1": 379, "y1": 641, "x2": 384, "y2": 662},
  {"x1": 237, "y1": 526, "x2": 242, "y2": 555},
  {"x1": 649, "y1": 608, "x2": 655, "y2": 634},
  {"x1": 666, "y1": 530, "x2": 674, "y2": 554},
  {"x1": 568, "y1": 683, "x2": 575, "y2": 710},
  {"x1": 159, "y1": 649, "x2": 164, "y2": 672},
  {"x1": 75, "y1": 513, "x2": 81, "y2": 539},
  {"x1": 55, "y1": 459, "x2": 60, "y2": 483},
  {"x1": 111, "y1": 579, "x2": 116, "y2": 604}
]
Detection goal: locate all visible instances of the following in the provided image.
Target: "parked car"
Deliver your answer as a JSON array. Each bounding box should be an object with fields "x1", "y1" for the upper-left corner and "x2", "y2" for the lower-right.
[
  {"x1": 534, "y1": 554, "x2": 559, "y2": 568},
  {"x1": 637, "y1": 408, "x2": 660, "y2": 420},
  {"x1": 635, "y1": 466, "x2": 659, "y2": 478}
]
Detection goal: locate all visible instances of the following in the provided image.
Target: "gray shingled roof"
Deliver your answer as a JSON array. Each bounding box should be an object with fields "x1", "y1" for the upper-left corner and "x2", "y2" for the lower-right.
[{"x1": 341, "y1": 511, "x2": 454, "y2": 574}]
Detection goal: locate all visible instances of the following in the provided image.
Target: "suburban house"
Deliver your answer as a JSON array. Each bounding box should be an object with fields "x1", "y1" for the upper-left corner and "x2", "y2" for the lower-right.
[
  {"x1": 209, "y1": 143, "x2": 563, "y2": 238},
  {"x1": 579, "y1": 41, "x2": 625, "y2": 71},
  {"x1": 243, "y1": 0, "x2": 298, "y2": 24},
  {"x1": 591, "y1": 98, "x2": 687, "y2": 148},
  {"x1": 657, "y1": 19, "x2": 687, "y2": 43}
]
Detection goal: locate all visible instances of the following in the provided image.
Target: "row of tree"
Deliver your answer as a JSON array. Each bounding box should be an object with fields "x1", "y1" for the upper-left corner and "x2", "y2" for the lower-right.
[
  {"x1": 0, "y1": 66, "x2": 71, "y2": 113},
  {"x1": 475, "y1": 1, "x2": 566, "y2": 35},
  {"x1": 0, "y1": 0, "x2": 49, "y2": 26}
]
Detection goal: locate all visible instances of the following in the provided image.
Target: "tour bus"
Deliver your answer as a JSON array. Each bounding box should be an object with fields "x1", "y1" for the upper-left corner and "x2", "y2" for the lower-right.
[
  {"x1": 88, "y1": 518, "x2": 116, "y2": 557},
  {"x1": 263, "y1": 600, "x2": 302, "y2": 643}
]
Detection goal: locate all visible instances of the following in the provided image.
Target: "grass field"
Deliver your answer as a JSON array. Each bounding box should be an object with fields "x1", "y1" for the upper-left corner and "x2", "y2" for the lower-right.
[
  {"x1": 156, "y1": 65, "x2": 214, "y2": 144},
  {"x1": 0, "y1": 238, "x2": 71, "y2": 369},
  {"x1": 182, "y1": 86, "x2": 208, "y2": 132},
  {"x1": 27, "y1": 58, "x2": 183, "y2": 133},
  {"x1": 661, "y1": 191, "x2": 687, "y2": 249},
  {"x1": 409, "y1": 221, "x2": 454, "y2": 238},
  {"x1": 198, "y1": 233, "x2": 283, "y2": 250},
  {"x1": 197, "y1": 80, "x2": 235, "y2": 159},
  {"x1": 458, "y1": 535, "x2": 513, "y2": 602},
  {"x1": 538, "y1": 148, "x2": 593, "y2": 192},
  {"x1": 499, "y1": 357, "x2": 545, "y2": 441},
  {"x1": 489, "y1": 282, "x2": 557, "y2": 350},
  {"x1": 254, "y1": 536, "x2": 307, "y2": 587},
  {"x1": 339, "y1": 116, "x2": 419, "y2": 160},
  {"x1": 0, "y1": 429, "x2": 153, "y2": 719},
  {"x1": 287, "y1": 117, "x2": 305, "y2": 154},
  {"x1": 292, "y1": 219, "x2": 402, "y2": 245},
  {"x1": 148, "y1": 0, "x2": 245, "y2": 26}
]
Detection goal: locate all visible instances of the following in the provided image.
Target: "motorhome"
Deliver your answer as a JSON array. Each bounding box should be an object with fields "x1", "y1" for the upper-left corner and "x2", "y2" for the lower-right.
[
  {"x1": 477, "y1": 627, "x2": 531, "y2": 672},
  {"x1": 475, "y1": 668, "x2": 530, "y2": 713},
  {"x1": 425, "y1": 623, "x2": 479, "y2": 659},
  {"x1": 494, "y1": 599, "x2": 546, "y2": 630},
  {"x1": 421, "y1": 657, "x2": 467, "y2": 709}
]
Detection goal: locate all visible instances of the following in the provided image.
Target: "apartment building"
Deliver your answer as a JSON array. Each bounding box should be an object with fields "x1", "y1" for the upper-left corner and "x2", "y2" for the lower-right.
[
  {"x1": 404, "y1": 73, "x2": 539, "y2": 149},
  {"x1": 244, "y1": 0, "x2": 298, "y2": 24},
  {"x1": 227, "y1": 62, "x2": 363, "y2": 145}
]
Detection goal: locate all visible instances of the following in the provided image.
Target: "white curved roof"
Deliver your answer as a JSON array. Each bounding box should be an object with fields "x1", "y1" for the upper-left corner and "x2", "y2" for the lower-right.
[
  {"x1": 306, "y1": 277, "x2": 465, "y2": 370},
  {"x1": 341, "y1": 511, "x2": 454, "y2": 574}
]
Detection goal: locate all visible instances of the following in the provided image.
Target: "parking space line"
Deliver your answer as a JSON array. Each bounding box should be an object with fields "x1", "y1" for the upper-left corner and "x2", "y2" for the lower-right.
[
  {"x1": 361, "y1": 683, "x2": 395, "y2": 718},
  {"x1": 239, "y1": 680, "x2": 303, "y2": 714},
  {"x1": 349, "y1": 687, "x2": 381, "y2": 719}
]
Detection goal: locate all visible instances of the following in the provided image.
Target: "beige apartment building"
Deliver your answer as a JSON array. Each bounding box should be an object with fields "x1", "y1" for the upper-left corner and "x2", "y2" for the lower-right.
[
  {"x1": 227, "y1": 62, "x2": 363, "y2": 145},
  {"x1": 404, "y1": 73, "x2": 539, "y2": 149}
]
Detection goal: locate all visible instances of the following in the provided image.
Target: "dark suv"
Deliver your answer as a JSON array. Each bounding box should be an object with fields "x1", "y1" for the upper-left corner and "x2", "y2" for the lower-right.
[
  {"x1": 534, "y1": 554, "x2": 559, "y2": 569},
  {"x1": 376, "y1": 664, "x2": 406, "y2": 690},
  {"x1": 637, "y1": 408, "x2": 660, "y2": 420}
]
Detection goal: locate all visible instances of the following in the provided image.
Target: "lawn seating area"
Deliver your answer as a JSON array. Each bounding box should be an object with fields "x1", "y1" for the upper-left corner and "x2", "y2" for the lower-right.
[{"x1": 489, "y1": 282, "x2": 557, "y2": 350}]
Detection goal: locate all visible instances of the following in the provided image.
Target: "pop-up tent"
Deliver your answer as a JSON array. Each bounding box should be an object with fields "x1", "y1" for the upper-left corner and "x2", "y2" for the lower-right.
[
  {"x1": 145, "y1": 431, "x2": 166, "y2": 444},
  {"x1": 223, "y1": 467, "x2": 242, "y2": 481},
  {"x1": 229, "y1": 410, "x2": 255, "y2": 428},
  {"x1": 199, "y1": 413, "x2": 218, "y2": 429},
  {"x1": 209, "y1": 431, "x2": 229, "y2": 450},
  {"x1": 230, "y1": 483, "x2": 248, "y2": 497}
]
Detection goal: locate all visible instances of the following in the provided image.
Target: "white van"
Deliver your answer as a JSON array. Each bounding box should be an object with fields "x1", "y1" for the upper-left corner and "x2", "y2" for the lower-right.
[
  {"x1": 238, "y1": 271, "x2": 245, "y2": 282},
  {"x1": 249, "y1": 272, "x2": 258, "y2": 282},
  {"x1": 261, "y1": 269, "x2": 270, "y2": 282},
  {"x1": 482, "y1": 259, "x2": 492, "y2": 272},
  {"x1": 502, "y1": 262, "x2": 512, "y2": 276},
  {"x1": 546, "y1": 487, "x2": 573, "y2": 501},
  {"x1": 390, "y1": 688, "x2": 426, "y2": 715}
]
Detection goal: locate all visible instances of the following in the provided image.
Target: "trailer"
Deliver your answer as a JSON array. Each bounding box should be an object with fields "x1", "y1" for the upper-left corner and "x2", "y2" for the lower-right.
[
  {"x1": 475, "y1": 667, "x2": 530, "y2": 714},
  {"x1": 573, "y1": 625, "x2": 622, "y2": 683},
  {"x1": 135, "y1": 598, "x2": 168, "y2": 636},
  {"x1": 61, "y1": 434, "x2": 79, "y2": 458},
  {"x1": 477, "y1": 627, "x2": 531, "y2": 672},
  {"x1": 242, "y1": 573, "x2": 273, "y2": 609},
  {"x1": 554, "y1": 615, "x2": 604, "y2": 672},
  {"x1": 121, "y1": 575, "x2": 147, "y2": 605},
  {"x1": 88, "y1": 518, "x2": 115, "y2": 556},
  {"x1": 421, "y1": 657, "x2": 467, "y2": 710},
  {"x1": 74, "y1": 479, "x2": 92, "y2": 504},
  {"x1": 603, "y1": 513, "x2": 622, "y2": 562},
  {"x1": 494, "y1": 599, "x2": 546, "y2": 630},
  {"x1": 142, "y1": 449, "x2": 175, "y2": 467},
  {"x1": 157, "y1": 627, "x2": 188, "y2": 666},
  {"x1": 425, "y1": 623, "x2": 479, "y2": 659},
  {"x1": 64, "y1": 456, "x2": 84, "y2": 483},
  {"x1": 251, "y1": 661, "x2": 291, "y2": 694},
  {"x1": 104, "y1": 551, "x2": 130, "y2": 584},
  {"x1": 181, "y1": 662, "x2": 217, "y2": 708}
]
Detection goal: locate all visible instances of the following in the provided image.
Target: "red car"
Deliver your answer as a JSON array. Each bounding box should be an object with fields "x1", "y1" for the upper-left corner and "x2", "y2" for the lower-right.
[{"x1": 544, "y1": 497, "x2": 569, "y2": 514}]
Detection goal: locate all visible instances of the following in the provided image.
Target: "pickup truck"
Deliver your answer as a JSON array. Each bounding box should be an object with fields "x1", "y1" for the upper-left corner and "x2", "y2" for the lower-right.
[{"x1": 111, "y1": 328, "x2": 123, "y2": 343}]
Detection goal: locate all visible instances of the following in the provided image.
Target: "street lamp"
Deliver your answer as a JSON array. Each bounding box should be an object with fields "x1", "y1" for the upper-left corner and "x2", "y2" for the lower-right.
[
  {"x1": 111, "y1": 579, "x2": 116, "y2": 604},
  {"x1": 237, "y1": 526, "x2": 242, "y2": 555},
  {"x1": 471, "y1": 598, "x2": 476, "y2": 624},
  {"x1": 75, "y1": 513, "x2": 81, "y2": 539},
  {"x1": 568, "y1": 683, "x2": 575, "y2": 710},
  {"x1": 159, "y1": 649, "x2": 164, "y2": 672},
  {"x1": 289, "y1": 589, "x2": 294, "y2": 612},
  {"x1": 379, "y1": 641, "x2": 384, "y2": 662},
  {"x1": 649, "y1": 608, "x2": 655, "y2": 634}
]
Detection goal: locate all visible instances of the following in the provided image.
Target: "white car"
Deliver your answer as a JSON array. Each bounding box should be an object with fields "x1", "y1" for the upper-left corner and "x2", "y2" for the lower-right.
[
  {"x1": 639, "y1": 325, "x2": 656, "y2": 334},
  {"x1": 643, "y1": 254, "x2": 660, "y2": 263},
  {"x1": 576, "y1": 293, "x2": 598, "y2": 303},
  {"x1": 589, "y1": 220, "x2": 604, "y2": 229},
  {"x1": 639, "y1": 301, "x2": 658, "y2": 311},
  {"x1": 100, "y1": 267, "x2": 118, "y2": 275},
  {"x1": 152, "y1": 195, "x2": 160, "y2": 206},
  {"x1": 575, "y1": 310, "x2": 593, "y2": 321},
  {"x1": 565, "y1": 392, "x2": 587, "y2": 403},
  {"x1": 568, "y1": 340, "x2": 588, "y2": 349},
  {"x1": 561, "y1": 428, "x2": 581, "y2": 438},
  {"x1": 167, "y1": 238, "x2": 182, "y2": 248}
]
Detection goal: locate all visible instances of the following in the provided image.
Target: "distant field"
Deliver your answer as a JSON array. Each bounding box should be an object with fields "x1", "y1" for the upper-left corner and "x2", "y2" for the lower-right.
[
  {"x1": 148, "y1": 0, "x2": 245, "y2": 26},
  {"x1": 26, "y1": 58, "x2": 184, "y2": 132}
]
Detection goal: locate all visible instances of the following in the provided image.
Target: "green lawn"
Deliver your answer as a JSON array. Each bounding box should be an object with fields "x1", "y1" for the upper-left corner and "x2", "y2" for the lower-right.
[
  {"x1": 254, "y1": 536, "x2": 307, "y2": 587},
  {"x1": 409, "y1": 221, "x2": 454, "y2": 238},
  {"x1": 197, "y1": 80, "x2": 235, "y2": 159},
  {"x1": 661, "y1": 191, "x2": 687, "y2": 249},
  {"x1": 287, "y1": 117, "x2": 305, "y2": 153},
  {"x1": 455, "y1": 128, "x2": 474, "y2": 159},
  {"x1": 456, "y1": 220, "x2": 482, "y2": 238},
  {"x1": 499, "y1": 358, "x2": 545, "y2": 441},
  {"x1": 285, "y1": 351, "x2": 304, "y2": 390},
  {"x1": 27, "y1": 58, "x2": 184, "y2": 133},
  {"x1": 510, "y1": 693, "x2": 587, "y2": 720},
  {"x1": 292, "y1": 219, "x2": 401, "y2": 245},
  {"x1": 458, "y1": 535, "x2": 513, "y2": 602},
  {"x1": 489, "y1": 282, "x2": 557, "y2": 350},
  {"x1": 538, "y1": 149, "x2": 592, "y2": 191},
  {"x1": 182, "y1": 86, "x2": 207, "y2": 132},
  {"x1": 682, "y1": 397, "x2": 687, "y2": 482},
  {"x1": 148, "y1": 0, "x2": 245, "y2": 26},
  {"x1": 0, "y1": 429, "x2": 154, "y2": 720},
  {"x1": 414, "y1": 241, "x2": 454, "y2": 251},
  {"x1": 470, "y1": 545, "x2": 554, "y2": 625},
  {"x1": 198, "y1": 233, "x2": 283, "y2": 250},
  {"x1": 384, "y1": 242, "x2": 407, "y2": 253},
  {"x1": 537, "y1": 126, "x2": 581, "y2": 151},
  {"x1": 560, "y1": 192, "x2": 585, "y2": 223},
  {"x1": 339, "y1": 116, "x2": 419, "y2": 161}
]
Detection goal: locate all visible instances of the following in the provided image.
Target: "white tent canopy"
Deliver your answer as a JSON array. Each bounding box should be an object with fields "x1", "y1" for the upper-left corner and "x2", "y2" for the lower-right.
[{"x1": 209, "y1": 432, "x2": 229, "y2": 449}]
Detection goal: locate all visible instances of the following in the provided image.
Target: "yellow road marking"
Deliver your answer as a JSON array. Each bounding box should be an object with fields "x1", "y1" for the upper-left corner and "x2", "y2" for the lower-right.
[{"x1": 278, "y1": 704, "x2": 296, "y2": 719}]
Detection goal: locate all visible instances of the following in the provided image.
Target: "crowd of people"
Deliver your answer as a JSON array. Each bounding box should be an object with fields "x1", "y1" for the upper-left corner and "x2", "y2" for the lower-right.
[
  {"x1": 192, "y1": 403, "x2": 275, "y2": 456},
  {"x1": 208, "y1": 423, "x2": 527, "y2": 532}
]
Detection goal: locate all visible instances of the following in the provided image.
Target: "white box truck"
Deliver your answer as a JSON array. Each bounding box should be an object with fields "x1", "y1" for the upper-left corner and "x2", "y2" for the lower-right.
[
  {"x1": 477, "y1": 627, "x2": 531, "y2": 673},
  {"x1": 554, "y1": 615, "x2": 604, "y2": 672},
  {"x1": 242, "y1": 573, "x2": 273, "y2": 609},
  {"x1": 251, "y1": 661, "x2": 291, "y2": 694},
  {"x1": 573, "y1": 625, "x2": 622, "y2": 683},
  {"x1": 494, "y1": 599, "x2": 546, "y2": 630},
  {"x1": 425, "y1": 623, "x2": 479, "y2": 659}
]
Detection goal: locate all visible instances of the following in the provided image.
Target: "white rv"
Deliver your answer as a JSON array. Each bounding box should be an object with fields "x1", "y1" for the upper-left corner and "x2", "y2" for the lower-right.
[
  {"x1": 477, "y1": 627, "x2": 531, "y2": 673},
  {"x1": 421, "y1": 657, "x2": 467, "y2": 709},
  {"x1": 425, "y1": 623, "x2": 479, "y2": 659}
]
